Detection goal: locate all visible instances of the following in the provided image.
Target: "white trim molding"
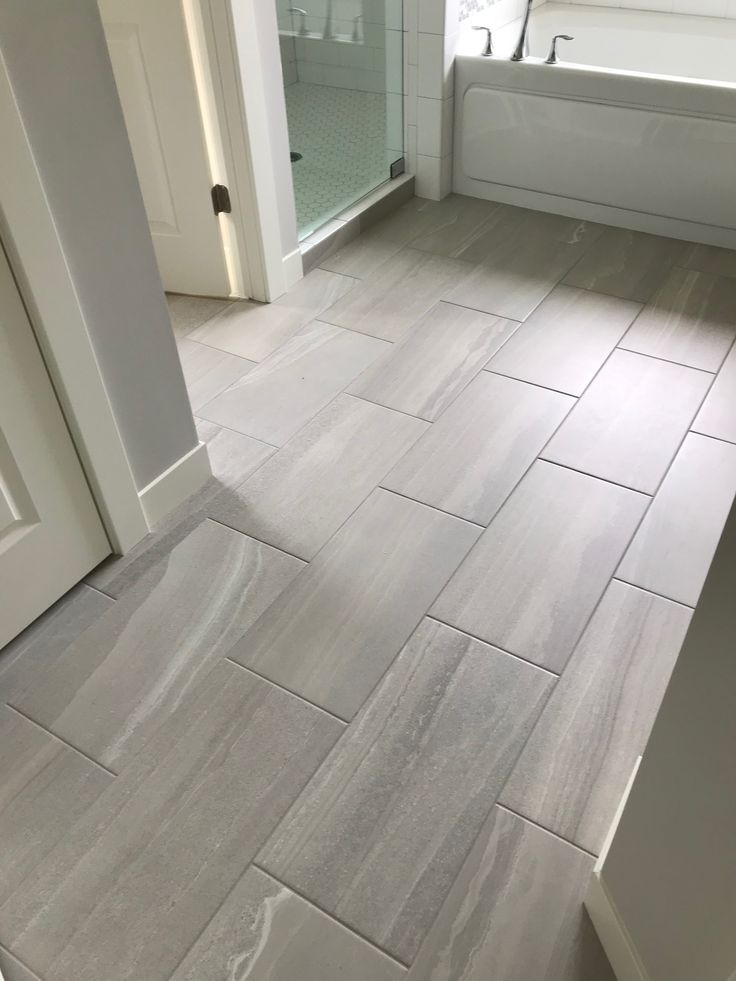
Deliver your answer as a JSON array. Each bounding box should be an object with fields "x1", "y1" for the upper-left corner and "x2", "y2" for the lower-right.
[
  {"x1": 138, "y1": 441, "x2": 211, "y2": 527},
  {"x1": 0, "y1": 48, "x2": 148, "y2": 554},
  {"x1": 585, "y1": 758, "x2": 652, "y2": 981}
]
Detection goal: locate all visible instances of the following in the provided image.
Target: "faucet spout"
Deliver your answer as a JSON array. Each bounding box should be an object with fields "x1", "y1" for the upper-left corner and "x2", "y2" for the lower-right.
[{"x1": 510, "y1": 0, "x2": 533, "y2": 62}]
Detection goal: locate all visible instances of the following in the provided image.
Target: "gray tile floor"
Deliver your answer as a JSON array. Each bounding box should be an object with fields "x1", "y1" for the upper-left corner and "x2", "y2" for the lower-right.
[{"x1": 3, "y1": 194, "x2": 736, "y2": 981}]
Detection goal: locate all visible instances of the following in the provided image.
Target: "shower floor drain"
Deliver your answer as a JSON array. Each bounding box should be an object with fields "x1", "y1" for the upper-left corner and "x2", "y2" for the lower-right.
[{"x1": 290, "y1": 151, "x2": 303, "y2": 163}]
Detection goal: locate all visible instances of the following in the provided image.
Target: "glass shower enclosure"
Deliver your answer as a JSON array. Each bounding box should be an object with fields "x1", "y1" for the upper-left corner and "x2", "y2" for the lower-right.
[{"x1": 275, "y1": 0, "x2": 404, "y2": 240}]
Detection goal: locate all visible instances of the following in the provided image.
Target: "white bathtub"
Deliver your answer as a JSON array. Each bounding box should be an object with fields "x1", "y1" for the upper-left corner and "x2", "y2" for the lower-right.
[{"x1": 454, "y1": 3, "x2": 736, "y2": 247}]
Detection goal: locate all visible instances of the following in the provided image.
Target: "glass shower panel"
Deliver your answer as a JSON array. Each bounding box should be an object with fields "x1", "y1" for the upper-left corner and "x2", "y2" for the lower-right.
[{"x1": 276, "y1": 0, "x2": 404, "y2": 240}]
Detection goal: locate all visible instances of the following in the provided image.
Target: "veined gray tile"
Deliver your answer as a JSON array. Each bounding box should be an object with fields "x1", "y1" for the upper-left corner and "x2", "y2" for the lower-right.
[
  {"x1": 199, "y1": 320, "x2": 388, "y2": 445},
  {"x1": 486, "y1": 284, "x2": 641, "y2": 396},
  {"x1": 176, "y1": 338, "x2": 255, "y2": 411},
  {"x1": 431, "y1": 462, "x2": 647, "y2": 672},
  {"x1": 692, "y1": 342, "x2": 736, "y2": 444},
  {"x1": 446, "y1": 236, "x2": 587, "y2": 323},
  {"x1": 563, "y1": 227, "x2": 687, "y2": 302},
  {"x1": 502, "y1": 581, "x2": 691, "y2": 854},
  {"x1": 407, "y1": 807, "x2": 616, "y2": 981},
  {"x1": 383, "y1": 373, "x2": 573, "y2": 525},
  {"x1": 349, "y1": 301, "x2": 518, "y2": 421},
  {"x1": 1, "y1": 661, "x2": 342, "y2": 981},
  {"x1": 259, "y1": 618, "x2": 552, "y2": 963},
  {"x1": 320, "y1": 248, "x2": 475, "y2": 342},
  {"x1": 166, "y1": 293, "x2": 232, "y2": 338},
  {"x1": 0, "y1": 584, "x2": 113, "y2": 703},
  {"x1": 617, "y1": 433, "x2": 736, "y2": 607},
  {"x1": 620, "y1": 267, "x2": 736, "y2": 371},
  {"x1": 229, "y1": 489, "x2": 480, "y2": 720},
  {"x1": 319, "y1": 225, "x2": 406, "y2": 279},
  {"x1": 444, "y1": 205, "x2": 602, "y2": 266},
  {"x1": 86, "y1": 425, "x2": 274, "y2": 598},
  {"x1": 189, "y1": 269, "x2": 356, "y2": 361},
  {"x1": 404, "y1": 195, "x2": 503, "y2": 258},
  {"x1": 210, "y1": 394, "x2": 427, "y2": 560},
  {"x1": 14, "y1": 520, "x2": 303, "y2": 771},
  {"x1": 0, "y1": 947, "x2": 40, "y2": 981},
  {"x1": 0, "y1": 706, "x2": 112, "y2": 906},
  {"x1": 682, "y1": 242, "x2": 736, "y2": 280},
  {"x1": 542, "y1": 350, "x2": 712, "y2": 494},
  {"x1": 171, "y1": 867, "x2": 404, "y2": 981}
]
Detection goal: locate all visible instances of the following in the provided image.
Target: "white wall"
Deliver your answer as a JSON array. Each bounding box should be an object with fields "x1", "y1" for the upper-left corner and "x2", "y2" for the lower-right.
[
  {"x1": 598, "y1": 501, "x2": 736, "y2": 981},
  {"x1": 554, "y1": 0, "x2": 736, "y2": 16},
  {"x1": 0, "y1": 0, "x2": 198, "y2": 492}
]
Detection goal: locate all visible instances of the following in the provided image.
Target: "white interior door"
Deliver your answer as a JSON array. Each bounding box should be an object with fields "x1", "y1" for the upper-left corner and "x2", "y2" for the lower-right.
[
  {"x1": 98, "y1": 0, "x2": 231, "y2": 297},
  {"x1": 0, "y1": 244, "x2": 110, "y2": 649}
]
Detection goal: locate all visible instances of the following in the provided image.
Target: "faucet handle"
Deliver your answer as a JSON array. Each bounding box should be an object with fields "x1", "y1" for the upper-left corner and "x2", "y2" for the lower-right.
[
  {"x1": 472, "y1": 26, "x2": 493, "y2": 58},
  {"x1": 545, "y1": 34, "x2": 574, "y2": 65}
]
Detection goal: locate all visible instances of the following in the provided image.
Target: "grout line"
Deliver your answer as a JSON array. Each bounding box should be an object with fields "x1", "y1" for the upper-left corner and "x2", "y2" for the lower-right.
[
  {"x1": 348, "y1": 392, "x2": 433, "y2": 425},
  {"x1": 378, "y1": 487, "x2": 486, "y2": 530},
  {"x1": 194, "y1": 415, "x2": 279, "y2": 450},
  {"x1": 224, "y1": 657, "x2": 348, "y2": 727},
  {"x1": 616, "y1": 341, "x2": 720, "y2": 375},
  {"x1": 0, "y1": 942, "x2": 44, "y2": 981},
  {"x1": 688, "y1": 426, "x2": 736, "y2": 448},
  {"x1": 251, "y1": 864, "x2": 412, "y2": 970},
  {"x1": 495, "y1": 804, "x2": 599, "y2": 860},
  {"x1": 537, "y1": 458, "x2": 654, "y2": 498},
  {"x1": 425, "y1": 617, "x2": 560, "y2": 679},
  {"x1": 207, "y1": 516, "x2": 308, "y2": 564},
  {"x1": 3, "y1": 703, "x2": 118, "y2": 778},
  {"x1": 482, "y1": 366, "x2": 580, "y2": 399},
  {"x1": 612, "y1": 577, "x2": 696, "y2": 611},
  {"x1": 84, "y1": 582, "x2": 116, "y2": 602}
]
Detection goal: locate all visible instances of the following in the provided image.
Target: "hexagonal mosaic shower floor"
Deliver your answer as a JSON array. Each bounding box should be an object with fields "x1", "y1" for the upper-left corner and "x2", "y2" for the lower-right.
[{"x1": 285, "y1": 83, "x2": 389, "y2": 240}]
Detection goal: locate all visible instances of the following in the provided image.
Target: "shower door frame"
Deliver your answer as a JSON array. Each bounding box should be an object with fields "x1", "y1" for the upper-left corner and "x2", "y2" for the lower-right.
[{"x1": 202, "y1": 0, "x2": 304, "y2": 300}]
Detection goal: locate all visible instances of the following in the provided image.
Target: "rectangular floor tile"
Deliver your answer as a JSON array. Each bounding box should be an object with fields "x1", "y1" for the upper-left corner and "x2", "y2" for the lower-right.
[
  {"x1": 383, "y1": 373, "x2": 573, "y2": 525},
  {"x1": 486, "y1": 284, "x2": 641, "y2": 396},
  {"x1": 450, "y1": 205, "x2": 603, "y2": 266},
  {"x1": 501, "y1": 581, "x2": 691, "y2": 854},
  {"x1": 682, "y1": 241, "x2": 736, "y2": 280},
  {"x1": 189, "y1": 268, "x2": 356, "y2": 361},
  {"x1": 166, "y1": 293, "x2": 232, "y2": 338},
  {"x1": 349, "y1": 301, "x2": 518, "y2": 421},
  {"x1": 198, "y1": 320, "x2": 388, "y2": 445},
  {"x1": 259, "y1": 618, "x2": 552, "y2": 964},
  {"x1": 1, "y1": 661, "x2": 342, "y2": 981},
  {"x1": 320, "y1": 248, "x2": 475, "y2": 342},
  {"x1": 228, "y1": 489, "x2": 480, "y2": 720},
  {"x1": 176, "y1": 338, "x2": 255, "y2": 411},
  {"x1": 171, "y1": 866, "x2": 404, "y2": 981},
  {"x1": 319, "y1": 225, "x2": 406, "y2": 280},
  {"x1": 692, "y1": 342, "x2": 736, "y2": 444},
  {"x1": 431, "y1": 461, "x2": 647, "y2": 672},
  {"x1": 620, "y1": 267, "x2": 736, "y2": 371},
  {"x1": 542, "y1": 349, "x2": 712, "y2": 494},
  {"x1": 0, "y1": 947, "x2": 40, "y2": 981},
  {"x1": 404, "y1": 195, "x2": 503, "y2": 258},
  {"x1": 446, "y1": 236, "x2": 587, "y2": 322},
  {"x1": 14, "y1": 520, "x2": 303, "y2": 771},
  {"x1": 210, "y1": 394, "x2": 426, "y2": 560},
  {"x1": 407, "y1": 807, "x2": 616, "y2": 981},
  {"x1": 86, "y1": 423, "x2": 275, "y2": 597},
  {"x1": 617, "y1": 433, "x2": 736, "y2": 607},
  {"x1": 0, "y1": 584, "x2": 113, "y2": 703},
  {"x1": 563, "y1": 227, "x2": 687, "y2": 302},
  {"x1": 0, "y1": 706, "x2": 112, "y2": 906}
]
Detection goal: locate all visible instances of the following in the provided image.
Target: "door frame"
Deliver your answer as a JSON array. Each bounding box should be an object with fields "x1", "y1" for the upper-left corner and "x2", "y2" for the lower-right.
[{"x1": 0, "y1": 48, "x2": 148, "y2": 554}]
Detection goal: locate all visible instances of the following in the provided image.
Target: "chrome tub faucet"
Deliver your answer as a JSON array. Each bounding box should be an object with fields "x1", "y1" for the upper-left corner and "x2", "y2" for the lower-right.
[{"x1": 511, "y1": 0, "x2": 533, "y2": 61}]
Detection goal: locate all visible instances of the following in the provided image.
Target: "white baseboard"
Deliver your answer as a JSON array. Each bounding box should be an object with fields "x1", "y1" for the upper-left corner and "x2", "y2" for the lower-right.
[
  {"x1": 138, "y1": 441, "x2": 211, "y2": 528},
  {"x1": 585, "y1": 758, "x2": 651, "y2": 981},
  {"x1": 453, "y1": 174, "x2": 736, "y2": 251},
  {"x1": 282, "y1": 247, "x2": 304, "y2": 292}
]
